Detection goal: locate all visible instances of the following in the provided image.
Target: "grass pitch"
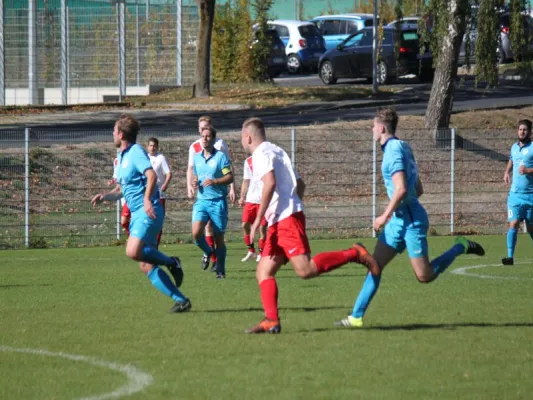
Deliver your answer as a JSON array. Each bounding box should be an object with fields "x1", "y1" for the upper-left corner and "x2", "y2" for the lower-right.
[{"x1": 1, "y1": 236, "x2": 532, "y2": 400}]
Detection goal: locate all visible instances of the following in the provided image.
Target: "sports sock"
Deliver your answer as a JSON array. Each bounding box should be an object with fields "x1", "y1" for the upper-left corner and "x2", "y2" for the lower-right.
[
  {"x1": 430, "y1": 244, "x2": 465, "y2": 277},
  {"x1": 206, "y1": 236, "x2": 217, "y2": 262},
  {"x1": 215, "y1": 245, "x2": 227, "y2": 274},
  {"x1": 147, "y1": 267, "x2": 187, "y2": 302},
  {"x1": 194, "y1": 235, "x2": 213, "y2": 256},
  {"x1": 142, "y1": 246, "x2": 174, "y2": 266},
  {"x1": 260, "y1": 278, "x2": 279, "y2": 321},
  {"x1": 507, "y1": 227, "x2": 518, "y2": 258},
  {"x1": 313, "y1": 248, "x2": 355, "y2": 274},
  {"x1": 244, "y1": 234, "x2": 255, "y2": 252},
  {"x1": 352, "y1": 272, "x2": 381, "y2": 318}
]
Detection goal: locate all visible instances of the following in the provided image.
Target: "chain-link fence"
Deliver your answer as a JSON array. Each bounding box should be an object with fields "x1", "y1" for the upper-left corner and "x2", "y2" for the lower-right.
[
  {"x1": 3, "y1": 0, "x2": 198, "y2": 105},
  {"x1": 0, "y1": 126, "x2": 517, "y2": 249}
]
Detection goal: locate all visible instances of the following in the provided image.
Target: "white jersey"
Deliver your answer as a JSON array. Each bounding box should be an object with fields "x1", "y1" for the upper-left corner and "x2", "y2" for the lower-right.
[
  {"x1": 243, "y1": 156, "x2": 263, "y2": 204},
  {"x1": 112, "y1": 157, "x2": 126, "y2": 206},
  {"x1": 188, "y1": 138, "x2": 231, "y2": 167},
  {"x1": 252, "y1": 141, "x2": 303, "y2": 226},
  {"x1": 148, "y1": 152, "x2": 171, "y2": 199}
]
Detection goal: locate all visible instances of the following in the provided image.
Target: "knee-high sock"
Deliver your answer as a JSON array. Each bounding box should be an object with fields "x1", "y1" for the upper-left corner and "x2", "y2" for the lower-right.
[
  {"x1": 507, "y1": 228, "x2": 518, "y2": 258},
  {"x1": 206, "y1": 235, "x2": 217, "y2": 261},
  {"x1": 215, "y1": 245, "x2": 227, "y2": 274},
  {"x1": 430, "y1": 244, "x2": 465, "y2": 277},
  {"x1": 194, "y1": 235, "x2": 212, "y2": 256},
  {"x1": 351, "y1": 273, "x2": 381, "y2": 318},
  {"x1": 260, "y1": 278, "x2": 279, "y2": 321},
  {"x1": 142, "y1": 246, "x2": 174, "y2": 266},
  {"x1": 313, "y1": 248, "x2": 358, "y2": 274},
  {"x1": 244, "y1": 234, "x2": 255, "y2": 251},
  {"x1": 147, "y1": 267, "x2": 186, "y2": 302}
]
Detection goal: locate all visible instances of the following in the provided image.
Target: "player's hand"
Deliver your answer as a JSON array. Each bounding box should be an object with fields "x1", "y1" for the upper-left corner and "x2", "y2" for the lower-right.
[
  {"x1": 373, "y1": 214, "x2": 389, "y2": 233},
  {"x1": 91, "y1": 194, "x2": 104, "y2": 207},
  {"x1": 519, "y1": 165, "x2": 528, "y2": 175},
  {"x1": 238, "y1": 198, "x2": 245, "y2": 207},
  {"x1": 107, "y1": 178, "x2": 117, "y2": 186},
  {"x1": 229, "y1": 187, "x2": 236, "y2": 205},
  {"x1": 144, "y1": 198, "x2": 156, "y2": 220},
  {"x1": 504, "y1": 172, "x2": 511, "y2": 184},
  {"x1": 202, "y1": 178, "x2": 214, "y2": 187},
  {"x1": 161, "y1": 184, "x2": 168, "y2": 192},
  {"x1": 187, "y1": 186, "x2": 195, "y2": 198}
]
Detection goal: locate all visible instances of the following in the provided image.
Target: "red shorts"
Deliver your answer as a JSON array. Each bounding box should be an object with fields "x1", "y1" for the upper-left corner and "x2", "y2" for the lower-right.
[
  {"x1": 262, "y1": 211, "x2": 311, "y2": 260},
  {"x1": 121, "y1": 202, "x2": 131, "y2": 219},
  {"x1": 242, "y1": 203, "x2": 267, "y2": 226},
  {"x1": 159, "y1": 198, "x2": 166, "y2": 211}
]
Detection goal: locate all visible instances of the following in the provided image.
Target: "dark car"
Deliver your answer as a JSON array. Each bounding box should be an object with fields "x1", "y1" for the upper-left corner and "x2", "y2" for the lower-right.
[
  {"x1": 318, "y1": 26, "x2": 433, "y2": 85},
  {"x1": 252, "y1": 28, "x2": 288, "y2": 78}
]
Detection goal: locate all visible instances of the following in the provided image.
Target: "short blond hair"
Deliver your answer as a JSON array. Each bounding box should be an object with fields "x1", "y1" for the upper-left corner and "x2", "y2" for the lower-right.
[
  {"x1": 198, "y1": 115, "x2": 212, "y2": 125},
  {"x1": 375, "y1": 107, "x2": 399, "y2": 135},
  {"x1": 242, "y1": 117, "x2": 266, "y2": 139}
]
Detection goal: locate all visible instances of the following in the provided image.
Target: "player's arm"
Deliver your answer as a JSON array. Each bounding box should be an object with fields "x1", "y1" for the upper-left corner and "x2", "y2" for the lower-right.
[
  {"x1": 91, "y1": 184, "x2": 122, "y2": 206},
  {"x1": 504, "y1": 160, "x2": 513, "y2": 183},
  {"x1": 208, "y1": 170, "x2": 233, "y2": 186},
  {"x1": 239, "y1": 178, "x2": 250, "y2": 207},
  {"x1": 143, "y1": 168, "x2": 158, "y2": 219},
  {"x1": 382, "y1": 171, "x2": 408, "y2": 219},
  {"x1": 160, "y1": 156, "x2": 172, "y2": 192},
  {"x1": 296, "y1": 177, "x2": 306, "y2": 200},
  {"x1": 415, "y1": 176, "x2": 423, "y2": 197}
]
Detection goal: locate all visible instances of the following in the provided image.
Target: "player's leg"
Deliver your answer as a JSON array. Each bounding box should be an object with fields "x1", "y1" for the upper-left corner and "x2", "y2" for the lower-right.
[
  {"x1": 241, "y1": 203, "x2": 256, "y2": 262},
  {"x1": 121, "y1": 203, "x2": 131, "y2": 237},
  {"x1": 256, "y1": 222, "x2": 267, "y2": 262},
  {"x1": 503, "y1": 196, "x2": 521, "y2": 265},
  {"x1": 155, "y1": 198, "x2": 166, "y2": 248},
  {"x1": 140, "y1": 261, "x2": 190, "y2": 313},
  {"x1": 526, "y1": 202, "x2": 533, "y2": 245},
  {"x1": 210, "y1": 199, "x2": 229, "y2": 278},
  {"x1": 205, "y1": 220, "x2": 217, "y2": 265},
  {"x1": 192, "y1": 200, "x2": 214, "y2": 270}
]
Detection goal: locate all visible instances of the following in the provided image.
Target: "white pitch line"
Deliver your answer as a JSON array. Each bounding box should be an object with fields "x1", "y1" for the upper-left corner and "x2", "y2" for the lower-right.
[
  {"x1": 451, "y1": 261, "x2": 531, "y2": 280},
  {"x1": 0, "y1": 346, "x2": 153, "y2": 400}
]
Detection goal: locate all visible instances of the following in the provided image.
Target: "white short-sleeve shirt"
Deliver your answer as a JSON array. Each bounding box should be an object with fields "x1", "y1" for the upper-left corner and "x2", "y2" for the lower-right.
[
  {"x1": 149, "y1": 153, "x2": 171, "y2": 199},
  {"x1": 188, "y1": 138, "x2": 231, "y2": 167},
  {"x1": 243, "y1": 156, "x2": 263, "y2": 204},
  {"x1": 252, "y1": 141, "x2": 303, "y2": 225}
]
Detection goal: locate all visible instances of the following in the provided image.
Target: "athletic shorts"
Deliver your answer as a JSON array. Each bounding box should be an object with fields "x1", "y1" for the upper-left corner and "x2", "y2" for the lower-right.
[
  {"x1": 192, "y1": 198, "x2": 228, "y2": 233},
  {"x1": 378, "y1": 204, "x2": 429, "y2": 258},
  {"x1": 129, "y1": 201, "x2": 164, "y2": 248},
  {"x1": 242, "y1": 202, "x2": 268, "y2": 226},
  {"x1": 262, "y1": 211, "x2": 311, "y2": 260},
  {"x1": 121, "y1": 202, "x2": 131, "y2": 219},
  {"x1": 507, "y1": 192, "x2": 533, "y2": 223}
]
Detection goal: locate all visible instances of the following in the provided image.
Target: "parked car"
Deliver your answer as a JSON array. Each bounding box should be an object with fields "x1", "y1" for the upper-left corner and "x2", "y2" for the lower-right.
[
  {"x1": 267, "y1": 20, "x2": 326, "y2": 74},
  {"x1": 318, "y1": 26, "x2": 434, "y2": 85},
  {"x1": 458, "y1": 11, "x2": 533, "y2": 65},
  {"x1": 252, "y1": 28, "x2": 288, "y2": 78},
  {"x1": 310, "y1": 14, "x2": 376, "y2": 51},
  {"x1": 386, "y1": 16, "x2": 421, "y2": 30}
]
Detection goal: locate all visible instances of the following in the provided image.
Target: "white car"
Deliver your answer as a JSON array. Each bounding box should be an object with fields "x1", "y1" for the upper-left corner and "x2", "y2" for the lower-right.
[{"x1": 267, "y1": 20, "x2": 326, "y2": 74}]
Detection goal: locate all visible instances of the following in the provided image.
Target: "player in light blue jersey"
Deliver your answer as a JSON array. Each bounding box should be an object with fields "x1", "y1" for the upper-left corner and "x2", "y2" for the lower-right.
[
  {"x1": 91, "y1": 114, "x2": 191, "y2": 313},
  {"x1": 335, "y1": 107, "x2": 485, "y2": 328},
  {"x1": 502, "y1": 119, "x2": 533, "y2": 265},
  {"x1": 191, "y1": 126, "x2": 234, "y2": 279}
]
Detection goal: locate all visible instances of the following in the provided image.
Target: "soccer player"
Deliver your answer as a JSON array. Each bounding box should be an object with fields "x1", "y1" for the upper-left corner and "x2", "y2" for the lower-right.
[
  {"x1": 109, "y1": 158, "x2": 131, "y2": 237},
  {"x1": 502, "y1": 119, "x2": 533, "y2": 265},
  {"x1": 187, "y1": 115, "x2": 236, "y2": 271},
  {"x1": 240, "y1": 117, "x2": 380, "y2": 334},
  {"x1": 146, "y1": 137, "x2": 172, "y2": 246},
  {"x1": 239, "y1": 155, "x2": 267, "y2": 262},
  {"x1": 335, "y1": 107, "x2": 485, "y2": 329},
  {"x1": 91, "y1": 114, "x2": 190, "y2": 313},
  {"x1": 191, "y1": 125, "x2": 234, "y2": 279}
]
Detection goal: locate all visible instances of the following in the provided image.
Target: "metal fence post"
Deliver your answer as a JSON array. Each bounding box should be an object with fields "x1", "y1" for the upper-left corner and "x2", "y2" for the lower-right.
[
  {"x1": 28, "y1": 0, "x2": 38, "y2": 105},
  {"x1": 372, "y1": 137, "x2": 377, "y2": 237},
  {"x1": 136, "y1": 2, "x2": 140, "y2": 87},
  {"x1": 116, "y1": 200, "x2": 121, "y2": 240},
  {"x1": 176, "y1": 0, "x2": 182, "y2": 86},
  {"x1": 61, "y1": 0, "x2": 68, "y2": 105},
  {"x1": 24, "y1": 128, "x2": 30, "y2": 248},
  {"x1": 0, "y1": 0, "x2": 4, "y2": 106},
  {"x1": 118, "y1": 0, "x2": 126, "y2": 101},
  {"x1": 291, "y1": 128, "x2": 295, "y2": 166},
  {"x1": 450, "y1": 128, "x2": 456, "y2": 234}
]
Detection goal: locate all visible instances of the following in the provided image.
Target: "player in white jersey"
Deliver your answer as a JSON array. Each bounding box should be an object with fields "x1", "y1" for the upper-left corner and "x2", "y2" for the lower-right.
[
  {"x1": 238, "y1": 156, "x2": 267, "y2": 262},
  {"x1": 187, "y1": 115, "x2": 236, "y2": 271},
  {"x1": 110, "y1": 156, "x2": 131, "y2": 237},
  {"x1": 240, "y1": 117, "x2": 380, "y2": 334},
  {"x1": 147, "y1": 137, "x2": 172, "y2": 247}
]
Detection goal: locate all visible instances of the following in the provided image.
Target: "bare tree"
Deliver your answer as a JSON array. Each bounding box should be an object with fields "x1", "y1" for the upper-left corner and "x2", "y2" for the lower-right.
[{"x1": 194, "y1": 0, "x2": 216, "y2": 97}]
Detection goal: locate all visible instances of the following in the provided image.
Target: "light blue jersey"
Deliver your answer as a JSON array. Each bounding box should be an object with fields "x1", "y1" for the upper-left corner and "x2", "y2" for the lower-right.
[
  {"x1": 117, "y1": 144, "x2": 159, "y2": 212},
  {"x1": 510, "y1": 142, "x2": 533, "y2": 194},
  {"x1": 193, "y1": 149, "x2": 231, "y2": 200}
]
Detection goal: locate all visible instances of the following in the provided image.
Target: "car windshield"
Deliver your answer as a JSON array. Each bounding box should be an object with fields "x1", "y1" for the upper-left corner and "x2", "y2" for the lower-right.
[{"x1": 299, "y1": 24, "x2": 321, "y2": 37}]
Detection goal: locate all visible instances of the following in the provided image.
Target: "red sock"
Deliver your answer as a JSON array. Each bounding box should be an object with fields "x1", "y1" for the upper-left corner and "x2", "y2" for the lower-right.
[
  {"x1": 206, "y1": 236, "x2": 217, "y2": 261},
  {"x1": 258, "y1": 238, "x2": 265, "y2": 254},
  {"x1": 121, "y1": 221, "x2": 130, "y2": 237},
  {"x1": 259, "y1": 278, "x2": 279, "y2": 321},
  {"x1": 313, "y1": 249, "x2": 357, "y2": 275},
  {"x1": 244, "y1": 234, "x2": 255, "y2": 252}
]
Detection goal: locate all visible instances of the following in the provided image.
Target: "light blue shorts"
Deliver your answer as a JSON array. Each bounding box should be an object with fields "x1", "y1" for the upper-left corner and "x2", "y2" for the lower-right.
[
  {"x1": 507, "y1": 192, "x2": 533, "y2": 223},
  {"x1": 192, "y1": 198, "x2": 228, "y2": 233},
  {"x1": 129, "y1": 202, "x2": 164, "y2": 248},
  {"x1": 378, "y1": 204, "x2": 429, "y2": 258}
]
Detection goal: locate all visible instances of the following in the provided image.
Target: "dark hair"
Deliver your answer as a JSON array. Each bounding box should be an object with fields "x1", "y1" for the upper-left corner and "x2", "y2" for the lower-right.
[
  {"x1": 375, "y1": 107, "x2": 399, "y2": 135},
  {"x1": 115, "y1": 114, "x2": 140, "y2": 143},
  {"x1": 148, "y1": 137, "x2": 159, "y2": 147},
  {"x1": 518, "y1": 119, "x2": 532, "y2": 132}
]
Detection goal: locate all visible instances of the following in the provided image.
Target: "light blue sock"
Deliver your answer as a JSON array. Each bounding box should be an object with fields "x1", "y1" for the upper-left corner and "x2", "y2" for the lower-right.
[
  {"x1": 194, "y1": 235, "x2": 213, "y2": 256},
  {"x1": 215, "y1": 245, "x2": 227, "y2": 274},
  {"x1": 147, "y1": 267, "x2": 187, "y2": 303},
  {"x1": 507, "y1": 228, "x2": 518, "y2": 258},
  {"x1": 430, "y1": 244, "x2": 464, "y2": 277},
  {"x1": 142, "y1": 246, "x2": 174, "y2": 266},
  {"x1": 351, "y1": 273, "x2": 381, "y2": 318}
]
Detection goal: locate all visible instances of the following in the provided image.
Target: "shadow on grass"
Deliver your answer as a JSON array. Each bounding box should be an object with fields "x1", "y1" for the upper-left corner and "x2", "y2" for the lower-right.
[
  {"x1": 199, "y1": 305, "x2": 347, "y2": 314},
  {"x1": 0, "y1": 284, "x2": 53, "y2": 289}
]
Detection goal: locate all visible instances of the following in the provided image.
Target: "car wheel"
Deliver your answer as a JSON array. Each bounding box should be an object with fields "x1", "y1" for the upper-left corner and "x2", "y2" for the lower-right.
[
  {"x1": 319, "y1": 61, "x2": 337, "y2": 85},
  {"x1": 287, "y1": 54, "x2": 302, "y2": 74},
  {"x1": 376, "y1": 60, "x2": 389, "y2": 85}
]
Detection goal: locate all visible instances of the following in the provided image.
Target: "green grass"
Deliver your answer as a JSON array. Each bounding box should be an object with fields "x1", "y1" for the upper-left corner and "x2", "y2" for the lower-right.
[{"x1": 1, "y1": 235, "x2": 532, "y2": 399}]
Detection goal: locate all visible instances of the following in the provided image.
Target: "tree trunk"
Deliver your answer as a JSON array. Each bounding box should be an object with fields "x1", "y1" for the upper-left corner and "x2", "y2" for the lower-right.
[
  {"x1": 194, "y1": 0, "x2": 216, "y2": 98},
  {"x1": 424, "y1": 0, "x2": 469, "y2": 129}
]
